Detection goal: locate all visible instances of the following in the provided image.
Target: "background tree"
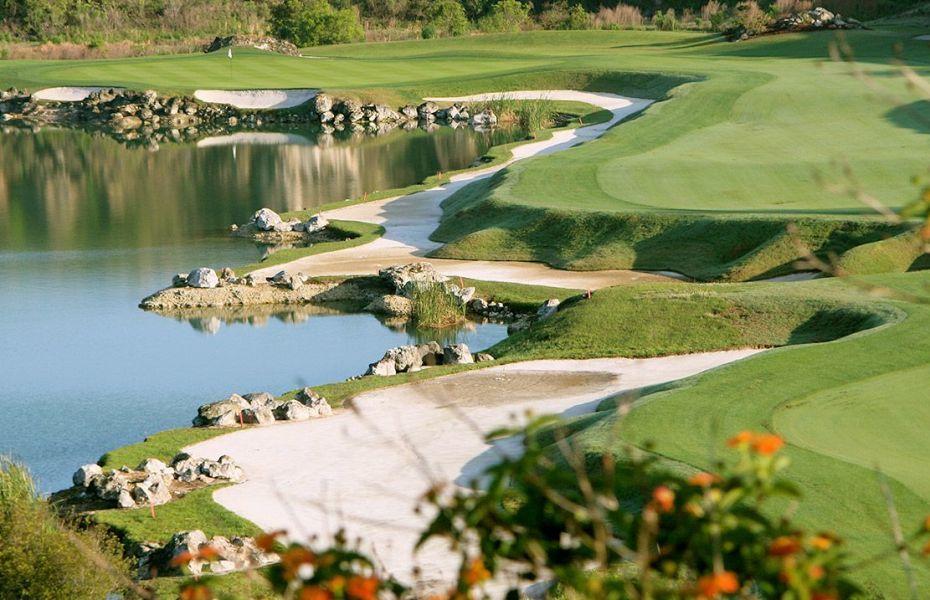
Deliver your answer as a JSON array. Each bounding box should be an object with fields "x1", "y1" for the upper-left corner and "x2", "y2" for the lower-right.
[{"x1": 269, "y1": 0, "x2": 364, "y2": 47}]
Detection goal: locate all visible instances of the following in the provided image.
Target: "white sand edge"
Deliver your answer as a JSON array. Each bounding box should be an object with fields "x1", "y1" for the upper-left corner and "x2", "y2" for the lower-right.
[
  {"x1": 187, "y1": 348, "x2": 762, "y2": 590},
  {"x1": 33, "y1": 86, "x2": 120, "y2": 102},
  {"x1": 196, "y1": 132, "x2": 313, "y2": 148},
  {"x1": 193, "y1": 89, "x2": 317, "y2": 109},
  {"x1": 249, "y1": 90, "x2": 668, "y2": 289}
]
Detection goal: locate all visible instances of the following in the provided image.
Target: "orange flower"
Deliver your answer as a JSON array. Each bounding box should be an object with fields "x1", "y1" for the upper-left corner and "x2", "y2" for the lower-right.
[
  {"x1": 689, "y1": 472, "x2": 720, "y2": 488},
  {"x1": 462, "y1": 557, "x2": 491, "y2": 586},
  {"x1": 299, "y1": 586, "x2": 333, "y2": 600},
  {"x1": 256, "y1": 529, "x2": 286, "y2": 552},
  {"x1": 812, "y1": 593, "x2": 839, "y2": 600},
  {"x1": 769, "y1": 536, "x2": 802, "y2": 557},
  {"x1": 281, "y1": 547, "x2": 317, "y2": 580},
  {"x1": 696, "y1": 571, "x2": 739, "y2": 597},
  {"x1": 751, "y1": 434, "x2": 784, "y2": 455},
  {"x1": 922, "y1": 540, "x2": 930, "y2": 557},
  {"x1": 808, "y1": 564, "x2": 825, "y2": 581},
  {"x1": 810, "y1": 533, "x2": 836, "y2": 551},
  {"x1": 180, "y1": 584, "x2": 213, "y2": 600},
  {"x1": 346, "y1": 575, "x2": 379, "y2": 600},
  {"x1": 197, "y1": 545, "x2": 220, "y2": 561},
  {"x1": 170, "y1": 551, "x2": 194, "y2": 567},
  {"x1": 652, "y1": 485, "x2": 676, "y2": 513},
  {"x1": 727, "y1": 431, "x2": 754, "y2": 448}
]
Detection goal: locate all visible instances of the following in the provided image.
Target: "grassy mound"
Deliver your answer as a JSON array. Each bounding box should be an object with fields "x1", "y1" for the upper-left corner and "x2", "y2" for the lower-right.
[
  {"x1": 836, "y1": 229, "x2": 928, "y2": 274},
  {"x1": 489, "y1": 280, "x2": 895, "y2": 359},
  {"x1": 433, "y1": 188, "x2": 908, "y2": 280}
]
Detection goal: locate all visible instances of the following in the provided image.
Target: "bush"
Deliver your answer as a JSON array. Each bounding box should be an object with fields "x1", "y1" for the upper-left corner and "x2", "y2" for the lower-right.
[
  {"x1": 0, "y1": 457, "x2": 130, "y2": 600},
  {"x1": 653, "y1": 7, "x2": 679, "y2": 30},
  {"x1": 567, "y1": 4, "x2": 591, "y2": 29},
  {"x1": 477, "y1": 0, "x2": 530, "y2": 32},
  {"x1": 423, "y1": 0, "x2": 470, "y2": 37},
  {"x1": 269, "y1": 0, "x2": 364, "y2": 47},
  {"x1": 593, "y1": 4, "x2": 644, "y2": 29},
  {"x1": 734, "y1": 0, "x2": 772, "y2": 34}
]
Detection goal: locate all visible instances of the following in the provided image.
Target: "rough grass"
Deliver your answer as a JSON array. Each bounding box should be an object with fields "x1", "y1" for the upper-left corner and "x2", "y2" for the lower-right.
[{"x1": 410, "y1": 283, "x2": 466, "y2": 327}]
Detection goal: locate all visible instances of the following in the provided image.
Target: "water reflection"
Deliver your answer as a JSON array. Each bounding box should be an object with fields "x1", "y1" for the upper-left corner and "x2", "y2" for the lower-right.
[
  {"x1": 0, "y1": 124, "x2": 524, "y2": 251},
  {"x1": 151, "y1": 301, "x2": 506, "y2": 340}
]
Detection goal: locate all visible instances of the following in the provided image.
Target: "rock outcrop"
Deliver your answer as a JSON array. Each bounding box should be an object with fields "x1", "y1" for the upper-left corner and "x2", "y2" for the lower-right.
[
  {"x1": 70, "y1": 454, "x2": 243, "y2": 509},
  {"x1": 193, "y1": 388, "x2": 332, "y2": 427},
  {"x1": 365, "y1": 342, "x2": 488, "y2": 376},
  {"x1": 731, "y1": 6, "x2": 863, "y2": 40},
  {"x1": 138, "y1": 529, "x2": 278, "y2": 579},
  {"x1": 140, "y1": 277, "x2": 378, "y2": 310}
]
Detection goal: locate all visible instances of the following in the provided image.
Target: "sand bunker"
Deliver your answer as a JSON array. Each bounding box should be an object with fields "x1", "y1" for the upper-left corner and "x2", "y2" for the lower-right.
[
  {"x1": 193, "y1": 89, "x2": 317, "y2": 109},
  {"x1": 33, "y1": 86, "x2": 119, "y2": 101},
  {"x1": 187, "y1": 349, "x2": 762, "y2": 590}
]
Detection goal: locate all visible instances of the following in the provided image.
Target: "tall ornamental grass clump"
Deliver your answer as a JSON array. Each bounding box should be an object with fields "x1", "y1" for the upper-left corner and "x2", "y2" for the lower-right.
[
  {"x1": 0, "y1": 456, "x2": 129, "y2": 600},
  {"x1": 411, "y1": 283, "x2": 466, "y2": 328}
]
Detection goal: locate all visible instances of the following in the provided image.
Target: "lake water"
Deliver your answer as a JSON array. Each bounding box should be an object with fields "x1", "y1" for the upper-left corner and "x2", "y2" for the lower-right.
[{"x1": 0, "y1": 124, "x2": 516, "y2": 491}]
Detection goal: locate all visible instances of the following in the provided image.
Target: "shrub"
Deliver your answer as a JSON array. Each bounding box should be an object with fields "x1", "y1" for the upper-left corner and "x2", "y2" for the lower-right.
[
  {"x1": 411, "y1": 283, "x2": 466, "y2": 327},
  {"x1": 772, "y1": 0, "x2": 814, "y2": 16},
  {"x1": 734, "y1": 0, "x2": 772, "y2": 34},
  {"x1": 566, "y1": 3, "x2": 591, "y2": 29},
  {"x1": 423, "y1": 0, "x2": 470, "y2": 37},
  {"x1": 417, "y1": 424, "x2": 862, "y2": 599},
  {"x1": 653, "y1": 7, "x2": 679, "y2": 30},
  {"x1": 477, "y1": 0, "x2": 530, "y2": 32},
  {"x1": 269, "y1": 0, "x2": 364, "y2": 47},
  {"x1": 593, "y1": 4, "x2": 644, "y2": 29},
  {"x1": 0, "y1": 457, "x2": 130, "y2": 600}
]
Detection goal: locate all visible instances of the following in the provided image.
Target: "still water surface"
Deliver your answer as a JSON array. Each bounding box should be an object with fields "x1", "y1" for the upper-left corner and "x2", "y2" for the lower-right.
[{"x1": 0, "y1": 125, "x2": 517, "y2": 490}]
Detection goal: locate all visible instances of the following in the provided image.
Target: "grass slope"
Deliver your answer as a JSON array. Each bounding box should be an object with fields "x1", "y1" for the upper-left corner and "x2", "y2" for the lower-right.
[{"x1": 541, "y1": 271, "x2": 930, "y2": 595}]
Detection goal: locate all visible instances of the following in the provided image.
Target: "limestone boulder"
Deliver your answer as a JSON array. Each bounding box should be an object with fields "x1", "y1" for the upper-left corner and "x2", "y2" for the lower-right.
[
  {"x1": 251, "y1": 208, "x2": 283, "y2": 231},
  {"x1": 274, "y1": 399, "x2": 312, "y2": 421},
  {"x1": 193, "y1": 393, "x2": 249, "y2": 427},
  {"x1": 443, "y1": 343, "x2": 474, "y2": 365},
  {"x1": 379, "y1": 262, "x2": 448, "y2": 294},
  {"x1": 187, "y1": 267, "x2": 219, "y2": 289},
  {"x1": 73, "y1": 463, "x2": 103, "y2": 488}
]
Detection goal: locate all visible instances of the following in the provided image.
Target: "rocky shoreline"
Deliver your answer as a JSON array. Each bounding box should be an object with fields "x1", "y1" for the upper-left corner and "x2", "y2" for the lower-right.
[{"x1": 0, "y1": 86, "x2": 499, "y2": 151}]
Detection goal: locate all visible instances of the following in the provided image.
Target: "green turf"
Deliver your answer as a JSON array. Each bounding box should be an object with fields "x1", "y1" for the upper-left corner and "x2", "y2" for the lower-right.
[
  {"x1": 544, "y1": 271, "x2": 930, "y2": 595},
  {"x1": 92, "y1": 485, "x2": 260, "y2": 546}
]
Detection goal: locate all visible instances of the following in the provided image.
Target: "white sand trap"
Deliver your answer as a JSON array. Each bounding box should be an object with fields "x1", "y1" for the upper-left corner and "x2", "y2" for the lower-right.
[
  {"x1": 193, "y1": 89, "x2": 317, "y2": 110},
  {"x1": 187, "y1": 348, "x2": 762, "y2": 589},
  {"x1": 250, "y1": 90, "x2": 667, "y2": 289},
  {"x1": 196, "y1": 132, "x2": 312, "y2": 148},
  {"x1": 914, "y1": 34, "x2": 930, "y2": 40},
  {"x1": 33, "y1": 86, "x2": 118, "y2": 102}
]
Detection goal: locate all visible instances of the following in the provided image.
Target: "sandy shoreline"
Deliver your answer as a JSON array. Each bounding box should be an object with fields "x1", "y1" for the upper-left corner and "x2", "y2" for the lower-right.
[
  {"x1": 187, "y1": 348, "x2": 762, "y2": 590},
  {"x1": 249, "y1": 90, "x2": 673, "y2": 289}
]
